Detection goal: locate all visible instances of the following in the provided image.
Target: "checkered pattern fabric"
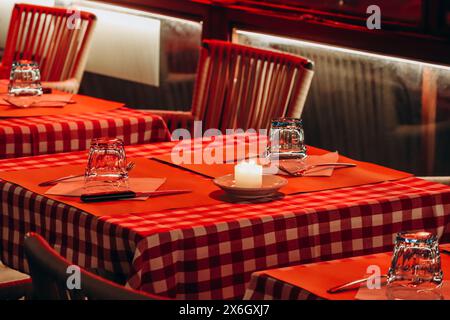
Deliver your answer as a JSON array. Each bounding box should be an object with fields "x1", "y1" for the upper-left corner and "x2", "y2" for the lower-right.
[
  {"x1": 244, "y1": 273, "x2": 319, "y2": 300},
  {"x1": 0, "y1": 107, "x2": 171, "y2": 158},
  {"x1": 1, "y1": 136, "x2": 450, "y2": 300}
]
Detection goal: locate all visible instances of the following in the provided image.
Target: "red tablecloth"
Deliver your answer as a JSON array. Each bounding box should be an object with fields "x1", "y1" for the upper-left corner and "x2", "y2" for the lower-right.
[
  {"x1": 0, "y1": 106, "x2": 171, "y2": 158},
  {"x1": 1, "y1": 134, "x2": 449, "y2": 300}
]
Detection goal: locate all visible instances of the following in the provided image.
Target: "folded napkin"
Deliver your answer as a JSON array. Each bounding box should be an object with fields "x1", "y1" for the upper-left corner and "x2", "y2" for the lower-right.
[
  {"x1": 277, "y1": 151, "x2": 339, "y2": 177},
  {"x1": 45, "y1": 177, "x2": 166, "y2": 201},
  {"x1": 2, "y1": 94, "x2": 73, "y2": 108}
]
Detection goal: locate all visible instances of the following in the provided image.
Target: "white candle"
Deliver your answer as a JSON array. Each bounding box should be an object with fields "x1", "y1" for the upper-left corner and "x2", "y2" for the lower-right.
[{"x1": 234, "y1": 160, "x2": 263, "y2": 188}]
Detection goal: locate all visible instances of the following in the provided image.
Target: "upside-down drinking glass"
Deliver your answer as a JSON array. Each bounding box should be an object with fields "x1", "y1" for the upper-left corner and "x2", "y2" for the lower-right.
[
  {"x1": 84, "y1": 138, "x2": 129, "y2": 193},
  {"x1": 8, "y1": 60, "x2": 43, "y2": 96},
  {"x1": 267, "y1": 118, "x2": 306, "y2": 159},
  {"x1": 386, "y1": 231, "x2": 443, "y2": 300}
]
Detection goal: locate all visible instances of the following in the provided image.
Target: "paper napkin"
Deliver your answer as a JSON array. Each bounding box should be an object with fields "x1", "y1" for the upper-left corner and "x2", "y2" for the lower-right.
[
  {"x1": 2, "y1": 94, "x2": 73, "y2": 108},
  {"x1": 45, "y1": 177, "x2": 167, "y2": 200},
  {"x1": 277, "y1": 152, "x2": 339, "y2": 177}
]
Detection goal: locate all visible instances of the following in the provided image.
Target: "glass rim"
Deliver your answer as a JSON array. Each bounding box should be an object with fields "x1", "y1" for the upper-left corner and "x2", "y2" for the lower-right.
[
  {"x1": 271, "y1": 117, "x2": 302, "y2": 123},
  {"x1": 396, "y1": 231, "x2": 437, "y2": 244},
  {"x1": 90, "y1": 137, "x2": 124, "y2": 146},
  {"x1": 12, "y1": 60, "x2": 39, "y2": 67}
]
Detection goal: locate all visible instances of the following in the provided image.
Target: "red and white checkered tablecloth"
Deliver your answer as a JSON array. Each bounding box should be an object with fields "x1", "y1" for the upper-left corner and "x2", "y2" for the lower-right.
[
  {"x1": 244, "y1": 272, "x2": 319, "y2": 300},
  {"x1": 0, "y1": 107, "x2": 171, "y2": 158},
  {"x1": 1, "y1": 135, "x2": 450, "y2": 300}
]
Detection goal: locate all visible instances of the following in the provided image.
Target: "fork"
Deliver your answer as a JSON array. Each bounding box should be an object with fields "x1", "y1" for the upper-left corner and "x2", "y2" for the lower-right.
[{"x1": 327, "y1": 274, "x2": 388, "y2": 294}]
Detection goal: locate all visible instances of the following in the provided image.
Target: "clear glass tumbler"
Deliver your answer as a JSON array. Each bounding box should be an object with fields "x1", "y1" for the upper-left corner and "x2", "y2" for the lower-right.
[
  {"x1": 8, "y1": 60, "x2": 43, "y2": 96},
  {"x1": 267, "y1": 118, "x2": 306, "y2": 159},
  {"x1": 84, "y1": 138, "x2": 129, "y2": 193},
  {"x1": 386, "y1": 231, "x2": 443, "y2": 300}
]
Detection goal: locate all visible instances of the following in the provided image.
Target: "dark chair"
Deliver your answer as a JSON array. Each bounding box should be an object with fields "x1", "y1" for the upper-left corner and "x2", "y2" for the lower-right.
[
  {"x1": 24, "y1": 232, "x2": 162, "y2": 300},
  {"x1": 0, "y1": 259, "x2": 32, "y2": 300},
  {"x1": 0, "y1": 276, "x2": 32, "y2": 300}
]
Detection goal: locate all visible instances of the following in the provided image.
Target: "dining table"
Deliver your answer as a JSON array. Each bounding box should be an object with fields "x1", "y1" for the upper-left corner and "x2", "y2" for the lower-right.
[
  {"x1": 0, "y1": 80, "x2": 171, "y2": 158},
  {"x1": 243, "y1": 245, "x2": 450, "y2": 300},
  {"x1": 0, "y1": 132, "x2": 449, "y2": 300}
]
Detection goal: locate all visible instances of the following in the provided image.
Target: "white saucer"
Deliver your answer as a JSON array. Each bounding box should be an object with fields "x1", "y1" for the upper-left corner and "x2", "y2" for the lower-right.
[{"x1": 213, "y1": 174, "x2": 288, "y2": 199}]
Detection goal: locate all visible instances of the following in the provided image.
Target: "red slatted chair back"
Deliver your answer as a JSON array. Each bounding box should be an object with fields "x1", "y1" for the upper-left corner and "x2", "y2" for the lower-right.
[
  {"x1": 191, "y1": 40, "x2": 314, "y2": 131},
  {"x1": 0, "y1": 3, "x2": 96, "y2": 83}
]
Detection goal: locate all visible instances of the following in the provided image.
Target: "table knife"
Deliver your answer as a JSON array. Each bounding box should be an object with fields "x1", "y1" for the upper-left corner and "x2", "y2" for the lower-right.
[
  {"x1": 327, "y1": 275, "x2": 387, "y2": 294},
  {"x1": 80, "y1": 190, "x2": 192, "y2": 203}
]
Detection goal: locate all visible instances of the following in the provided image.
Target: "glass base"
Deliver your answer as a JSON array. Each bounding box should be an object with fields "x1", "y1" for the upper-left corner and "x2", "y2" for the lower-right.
[
  {"x1": 84, "y1": 177, "x2": 129, "y2": 195},
  {"x1": 386, "y1": 284, "x2": 443, "y2": 300},
  {"x1": 267, "y1": 152, "x2": 307, "y2": 160}
]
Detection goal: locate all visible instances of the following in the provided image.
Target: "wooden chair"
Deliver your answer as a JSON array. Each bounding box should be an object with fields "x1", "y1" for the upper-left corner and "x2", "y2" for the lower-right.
[
  {"x1": 0, "y1": 3, "x2": 97, "y2": 94},
  {"x1": 148, "y1": 40, "x2": 314, "y2": 133},
  {"x1": 24, "y1": 233, "x2": 161, "y2": 300}
]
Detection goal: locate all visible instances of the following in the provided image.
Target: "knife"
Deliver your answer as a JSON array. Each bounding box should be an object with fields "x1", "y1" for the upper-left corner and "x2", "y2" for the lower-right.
[
  {"x1": 80, "y1": 190, "x2": 192, "y2": 203},
  {"x1": 327, "y1": 275, "x2": 387, "y2": 294}
]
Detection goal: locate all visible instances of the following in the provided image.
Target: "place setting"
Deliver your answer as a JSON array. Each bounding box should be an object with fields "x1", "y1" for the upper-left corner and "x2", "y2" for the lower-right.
[
  {"x1": 146, "y1": 117, "x2": 412, "y2": 203},
  {"x1": 0, "y1": 60, "x2": 75, "y2": 109},
  {"x1": 0, "y1": 60, "x2": 123, "y2": 118},
  {"x1": 210, "y1": 118, "x2": 407, "y2": 200},
  {"x1": 36, "y1": 137, "x2": 195, "y2": 205}
]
